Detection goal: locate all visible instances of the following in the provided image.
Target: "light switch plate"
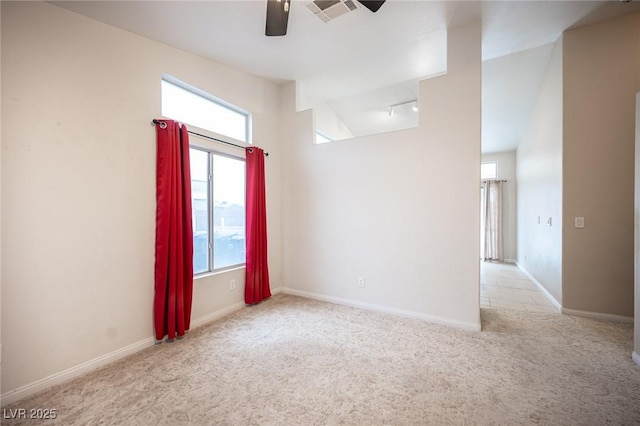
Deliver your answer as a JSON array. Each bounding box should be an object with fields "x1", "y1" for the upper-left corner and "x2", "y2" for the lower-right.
[{"x1": 575, "y1": 217, "x2": 584, "y2": 228}]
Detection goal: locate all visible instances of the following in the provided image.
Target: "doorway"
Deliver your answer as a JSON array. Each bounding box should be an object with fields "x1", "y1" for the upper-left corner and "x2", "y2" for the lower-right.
[{"x1": 479, "y1": 154, "x2": 516, "y2": 263}]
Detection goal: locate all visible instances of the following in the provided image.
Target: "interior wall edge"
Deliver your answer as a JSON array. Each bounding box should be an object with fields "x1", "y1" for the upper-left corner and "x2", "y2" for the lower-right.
[
  {"x1": 560, "y1": 308, "x2": 634, "y2": 324},
  {"x1": 514, "y1": 261, "x2": 562, "y2": 311}
]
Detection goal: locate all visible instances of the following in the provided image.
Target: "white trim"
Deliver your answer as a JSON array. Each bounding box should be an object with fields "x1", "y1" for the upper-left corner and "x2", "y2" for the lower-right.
[
  {"x1": 561, "y1": 307, "x2": 634, "y2": 324},
  {"x1": 515, "y1": 261, "x2": 562, "y2": 311},
  {"x1": 503, "y1": 258, "x2": 517, "y2": 264},
  {"x1": 194, "y1": 265, "x2": 246, "y2": 281},
  {"x1": 161, "y1": 74, "x2": 252, "y2": 144},
  {"x1": 515, "y1": 262, "x2": 634, "y2": 323},
  {"x1": 481, "y1": 161, "x2": 498, "y2": 180},
  {"x1": 0, "y1": 337, "x2": 155, "y2": 406},
  {"x1": 633, "y1": 351, "x2": 640, "y2": 368},
  {"x1": 280, "y1": 287, "x2": 481, "y2": 332},
  {"x1": 1, "y1": 301, "x2": 249, "y2": 406}
]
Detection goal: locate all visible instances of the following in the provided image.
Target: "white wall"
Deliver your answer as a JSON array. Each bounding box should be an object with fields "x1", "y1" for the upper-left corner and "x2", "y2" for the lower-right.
[
  {"x1": 516, "y1": 38, "x2": 563, "y2": 303},
  {"x1": 1, "y1": 1, "x2": 282, "y2": 400},
  {"x1": 481, "y1": 151, "x2": 516, "y2": 262},
  {"x1": 281, "y1": 22, "x2": 482, "y2": 330}
]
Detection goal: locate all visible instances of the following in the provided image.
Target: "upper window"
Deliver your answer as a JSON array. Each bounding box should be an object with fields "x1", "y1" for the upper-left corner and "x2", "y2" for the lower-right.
[
  {"x1": 161, "y1": 76, "x2": 251, "y2": 143},
  {"x1": 316, "y1": 131, "x2": 333, "y2": 144},
  {"x1": 481, "y1": 162, "x2": 497, "y2": 179}
]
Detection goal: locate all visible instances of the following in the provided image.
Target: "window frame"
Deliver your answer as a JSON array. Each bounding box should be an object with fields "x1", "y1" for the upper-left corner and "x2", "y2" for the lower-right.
[
  {"x1": 162, "y1": 74, "x2": 252, "y2": 144},
  {"x1": 481, "y1": 161, "x2": 498, "y2": 180},
  {"x1": 315, "y1": 130, "x2": 333, "y2": 144},
  {"x1": 161, "y1": 75, "x2": 250, "y2": 276},
  {"x1": 190, "y1": 138, "x2": 247, "y2": 276},
  {"x1": 190, "y1": 145, "x2": 213, "y2": 275}
]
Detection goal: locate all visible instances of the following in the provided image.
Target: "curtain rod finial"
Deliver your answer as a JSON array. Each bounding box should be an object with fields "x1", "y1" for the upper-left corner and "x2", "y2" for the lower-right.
[{"x1": 152, "y1": 119, "x2": 167, "y2": 129}]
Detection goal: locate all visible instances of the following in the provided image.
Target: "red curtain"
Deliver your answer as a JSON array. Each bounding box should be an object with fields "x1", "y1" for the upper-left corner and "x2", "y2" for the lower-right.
[
  {"x1": 153, "y1": 120, "x2": 194, "y2": 341},
  {"x1": 245, "y1": 147, "x2": 271, "y2": 305}
]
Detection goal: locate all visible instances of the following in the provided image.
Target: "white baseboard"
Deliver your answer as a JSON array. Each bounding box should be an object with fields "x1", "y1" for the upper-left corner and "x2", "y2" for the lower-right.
[
  {"x1": 633, "y1": 351, "x2": 640, "y2": 368},
  {"x1": 1, "y1": 301, "x2": 248, "y2": 406},
  {"x1": 0, "y1": 336, "x2": 155, "y2": 406},
  {"x1": 504, "y1": 258, "x2": 517, "y2": 264},
  {"x1": 561, "y1": 307, "x2": 634, "y2": 324},
  {"x1": 515, "y1": 262, "x2": 634, "y2": 323},
  {"x1": 514, "y1": 262, "x2": 562, "y2": 311},
  {"x1": 190, "y1": 301, "x2": 245, "y2": 329},
  {"x1": 280, "y1": 287, "x2": 481, "y2": 332}
]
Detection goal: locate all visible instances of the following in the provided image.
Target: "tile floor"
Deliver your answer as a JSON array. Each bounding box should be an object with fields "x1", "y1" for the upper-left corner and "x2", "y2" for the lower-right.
[{"x1": 480, "y1": 261, "x2": 559, "y2": 314}]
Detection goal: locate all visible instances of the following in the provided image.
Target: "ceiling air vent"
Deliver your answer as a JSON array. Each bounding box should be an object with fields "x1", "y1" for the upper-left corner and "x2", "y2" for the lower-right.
[{"x1": 306, "y1": 0, "x2": 357, "y2": 23}]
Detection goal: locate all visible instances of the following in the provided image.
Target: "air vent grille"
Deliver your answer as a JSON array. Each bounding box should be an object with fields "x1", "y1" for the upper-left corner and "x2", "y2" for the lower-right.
[
  {"x1": 344, "y1": 0, "x2": 357, "y2": 11},
  {"x1": 306, "y1": 0, "x2": 358, "y2": 23}
]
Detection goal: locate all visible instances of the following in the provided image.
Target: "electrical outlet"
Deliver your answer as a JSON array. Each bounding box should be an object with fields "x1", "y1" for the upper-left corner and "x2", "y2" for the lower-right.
[
  {"x1": 230, "y1": 279, "x2": 236, "y2": 290},
  {"x1": 357, "y1": 276, "x2": 365, "y2": 288}
]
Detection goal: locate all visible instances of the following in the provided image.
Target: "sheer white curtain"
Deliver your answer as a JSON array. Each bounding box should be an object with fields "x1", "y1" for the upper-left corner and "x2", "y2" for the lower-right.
[{"x1": 481, "y1": 180, "x2": 504, "y2": 262}]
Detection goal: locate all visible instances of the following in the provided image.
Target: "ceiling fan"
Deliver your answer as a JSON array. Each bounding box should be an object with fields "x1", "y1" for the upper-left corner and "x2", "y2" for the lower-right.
[{"x1": 266, "y1": 0, "x2": 386, "y2": 36}]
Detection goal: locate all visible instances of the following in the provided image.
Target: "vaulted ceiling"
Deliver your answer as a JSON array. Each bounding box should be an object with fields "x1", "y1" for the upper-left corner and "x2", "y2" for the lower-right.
[{"x1": 52, "y1": 0, "x2": 640, "y2": 152}]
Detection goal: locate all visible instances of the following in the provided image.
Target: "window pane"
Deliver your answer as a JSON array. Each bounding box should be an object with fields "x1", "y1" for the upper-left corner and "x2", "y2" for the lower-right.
[
  {"x1": 162, "y1": 80, "x2": 248, "y2": 142},
  {"x1": 213, "y1": 155, "x2": 246, "y2": 269},
  {"x1": 190, "y1": 148, "x2": 210, "y2": 274},
  {"x1": 316, "y1": 131, "x2": 332, "y2": 144},
  {"x1": 481, "y1": 162, "x2": 497, "y2": 179}
]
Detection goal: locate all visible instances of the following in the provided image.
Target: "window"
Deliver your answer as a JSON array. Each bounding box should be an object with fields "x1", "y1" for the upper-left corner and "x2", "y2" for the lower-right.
[
  {"x1": 162, "y1": 75, "x2": 248, "y2": 274},
  {"x1": 316, "y1": 131, "x2": 333, "y2": 144},
  {"x1": 191, "y1": 148, "x2": 246, "y2": 274},
  {"x1": 190, "y1": 149, "x2": 210, "y2": 273},
  {"x1": 481, "y1": 162, "x2": 497, "y2": 179},
  {"x1": 161, "y1": 76, "x2": 251, "y2": 143}
]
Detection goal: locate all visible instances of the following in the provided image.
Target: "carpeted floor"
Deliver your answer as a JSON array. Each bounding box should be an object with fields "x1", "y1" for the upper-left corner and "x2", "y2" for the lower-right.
[{"x1": 3, "y1": 294, "x2": 639, "y2": 425}]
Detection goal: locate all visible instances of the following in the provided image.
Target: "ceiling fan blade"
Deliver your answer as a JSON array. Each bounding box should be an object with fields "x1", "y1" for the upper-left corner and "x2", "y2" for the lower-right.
[
  {"x1": 356, "y1": 0, "x2": 386, "y2": 13},
  {"x1": 265, "y1": 0, "x2": 290, "y2": 36}
]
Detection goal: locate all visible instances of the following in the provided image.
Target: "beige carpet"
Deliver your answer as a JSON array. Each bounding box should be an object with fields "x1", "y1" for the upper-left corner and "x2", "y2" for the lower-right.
[{"x1": 3, "y1": 294, "x2": 639, "y2": 425}]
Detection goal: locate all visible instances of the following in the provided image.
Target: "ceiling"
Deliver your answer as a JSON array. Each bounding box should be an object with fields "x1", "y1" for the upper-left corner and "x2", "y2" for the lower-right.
[{"x1": 52, "y1": 0, "x2": 640, "y2": 152}]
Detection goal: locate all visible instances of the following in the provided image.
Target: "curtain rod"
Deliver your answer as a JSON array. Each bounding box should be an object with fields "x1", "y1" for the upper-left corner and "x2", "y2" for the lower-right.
[
  {"x1": 152, "y1": 119, "x2": 268, "y2": 156},
  {"x1": 480, "y1": 179, "x2": 507, "y2": 189}
]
